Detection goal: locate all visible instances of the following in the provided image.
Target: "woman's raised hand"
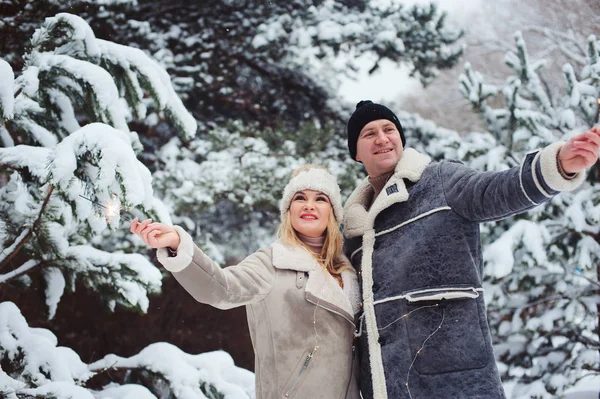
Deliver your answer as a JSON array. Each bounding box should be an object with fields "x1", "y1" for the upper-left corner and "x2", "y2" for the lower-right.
[{"x1": 130, "y1": 218, "x2": 181, "y2": 250}]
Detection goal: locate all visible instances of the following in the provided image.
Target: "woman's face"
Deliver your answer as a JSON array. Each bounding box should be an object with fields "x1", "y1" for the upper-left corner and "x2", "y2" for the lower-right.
[{"x1": 289, "y1": 190, "x2": 331, "y2": 238}]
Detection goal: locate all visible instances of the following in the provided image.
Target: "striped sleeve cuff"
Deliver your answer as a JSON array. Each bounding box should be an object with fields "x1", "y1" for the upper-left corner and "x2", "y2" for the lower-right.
[
  {"x1": 156, "y1": 226, "x2": 195, "y2": 272},
  {"x1": 520, "y1": 142, "x2": 585, "y2": 204},
  {"x1": 536, "y1": 142, "x2": 585, "y2": 192}
]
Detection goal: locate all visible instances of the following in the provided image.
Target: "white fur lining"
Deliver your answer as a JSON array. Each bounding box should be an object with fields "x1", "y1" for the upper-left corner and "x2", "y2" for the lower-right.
[
  {"x1": 272, "y1": 240, "x2": 358, "y2": 320},
  {"x1": 343, "y1": 148, "x2": 432, "y2": 239},
  {"x1": 305, "y1": 267, "x2": 354, "y2": 323},
  {"x1": 271, "y1": 240, "x2": 317, "y2": 272},
  {"x1": 342, "y1": 269, "x2": 361, "y2": 315},
  {"x1": 361, "y1": 230, "x2": 388, "y2": 399},
  {"x1": 539, "y1": 141, "x2": 585, "y2": 192},
  {"x1": 156, "y1": 225, "x2": 195, "y2": 273}
]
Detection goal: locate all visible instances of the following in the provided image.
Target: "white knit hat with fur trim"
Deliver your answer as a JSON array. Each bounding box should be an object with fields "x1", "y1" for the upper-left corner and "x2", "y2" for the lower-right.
[{"x1": 279, "y1": 166, "x2": 343, "y2": 222}]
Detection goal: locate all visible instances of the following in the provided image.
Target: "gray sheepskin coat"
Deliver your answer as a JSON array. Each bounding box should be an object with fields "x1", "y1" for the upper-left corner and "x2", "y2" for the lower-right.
[{"x1": 342, "y1": 144, "x2": 584, "y2": 399}]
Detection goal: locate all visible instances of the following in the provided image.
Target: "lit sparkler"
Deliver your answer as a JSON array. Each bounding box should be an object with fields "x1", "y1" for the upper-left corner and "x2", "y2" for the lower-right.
[{"x1": 79, "y1": 194, "x2": 131, "y2": 224}]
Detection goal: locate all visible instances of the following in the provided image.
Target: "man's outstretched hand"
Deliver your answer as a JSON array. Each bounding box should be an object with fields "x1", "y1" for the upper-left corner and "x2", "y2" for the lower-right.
[{"x1": 559, "y1": 126, "x2": 600, "y2": 174}]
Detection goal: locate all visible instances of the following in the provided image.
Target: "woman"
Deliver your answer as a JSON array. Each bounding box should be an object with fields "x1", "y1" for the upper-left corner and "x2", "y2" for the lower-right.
[{"x1": 130, "y1": 165, "x2": 361, "y2": 399}]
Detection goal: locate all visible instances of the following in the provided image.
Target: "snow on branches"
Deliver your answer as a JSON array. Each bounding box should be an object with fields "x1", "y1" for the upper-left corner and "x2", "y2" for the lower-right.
[
  {"x1": 0, "y1": 12, "x2": 195, "y2": 319},
  {"x1": 0, "y1": 302, "x2": 253, "y2": 398}
]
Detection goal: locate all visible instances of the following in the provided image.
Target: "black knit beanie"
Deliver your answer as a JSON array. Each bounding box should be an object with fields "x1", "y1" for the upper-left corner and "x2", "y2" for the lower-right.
[{"x1": 347, "y1": 100, "x2": 405, "y2": 161}]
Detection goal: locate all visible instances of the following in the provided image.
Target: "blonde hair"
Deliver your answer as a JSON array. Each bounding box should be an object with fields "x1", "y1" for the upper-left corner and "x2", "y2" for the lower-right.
[{"x1": 277, "y1": 165, "x2": 351, "y2": 284}]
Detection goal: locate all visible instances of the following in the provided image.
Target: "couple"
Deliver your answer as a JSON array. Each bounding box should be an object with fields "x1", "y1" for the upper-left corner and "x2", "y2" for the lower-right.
[{"x1": 131, "y1": 101, "x2": 600, "y2": 399}]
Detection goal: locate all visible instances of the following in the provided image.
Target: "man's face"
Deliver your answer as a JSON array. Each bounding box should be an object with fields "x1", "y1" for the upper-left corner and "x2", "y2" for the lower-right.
[{"x1": 355, "y1": 119, "x2": 404, "y2": 177}]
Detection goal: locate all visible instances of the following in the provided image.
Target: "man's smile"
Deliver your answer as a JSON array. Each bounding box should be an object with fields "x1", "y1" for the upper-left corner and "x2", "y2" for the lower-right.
[{"x1": 374, "y1": 148, "x2": 393, "y2": 154}]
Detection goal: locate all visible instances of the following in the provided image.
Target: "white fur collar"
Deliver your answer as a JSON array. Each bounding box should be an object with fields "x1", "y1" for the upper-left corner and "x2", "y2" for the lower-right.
[
  {"x1": 271, "y1": 240, "x2": 360, "y2": 320},
  {"x1": 343, "y1": 148, "x2": 432, "y2": 238},
  {"x1": 272, "y1": 240, "x2": 317, "y2": 272}
]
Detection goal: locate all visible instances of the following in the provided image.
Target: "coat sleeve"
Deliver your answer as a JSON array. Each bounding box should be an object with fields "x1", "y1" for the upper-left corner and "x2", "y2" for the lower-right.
[
  {"x1": 156, "y1": 226, "x2": 276, "y2": 310},
  {"x1": 440, "y1": 142, "x2": 585, "y2": 223}
]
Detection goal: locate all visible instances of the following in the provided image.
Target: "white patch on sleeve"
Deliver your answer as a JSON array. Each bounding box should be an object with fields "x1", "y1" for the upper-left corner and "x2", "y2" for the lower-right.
[
  {"x1": 539, "y1": 142, "x2": 585, "y2": 192},
  {"x1": 156, "y1": 226, "x2": 194, "y2": 272}
]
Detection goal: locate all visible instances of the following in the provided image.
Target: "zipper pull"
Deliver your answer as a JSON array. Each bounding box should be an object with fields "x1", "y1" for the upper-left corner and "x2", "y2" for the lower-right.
[{"x1": 304, "y1": 353, "x2": 313, "y2": 365}]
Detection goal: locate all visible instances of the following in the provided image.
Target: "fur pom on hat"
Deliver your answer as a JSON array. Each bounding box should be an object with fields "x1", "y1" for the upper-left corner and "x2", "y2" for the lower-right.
[{"x1": 279, "y1": 166, "x2": 343, "y2": 222}]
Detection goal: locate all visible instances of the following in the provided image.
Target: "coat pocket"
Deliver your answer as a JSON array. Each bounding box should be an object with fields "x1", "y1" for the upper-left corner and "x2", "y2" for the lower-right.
[
  {"x1": 281, "y1": 348, "x2": 316, "y2": 398},
  {"x1": 404, "y1": 296, "x2": 489, "y2": 375}
]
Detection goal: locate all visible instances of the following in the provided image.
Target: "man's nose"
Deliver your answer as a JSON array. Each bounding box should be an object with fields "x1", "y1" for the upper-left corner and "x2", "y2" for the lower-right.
[{"x1": 374, "y1": 130, "x2": 388, "y2": 144}]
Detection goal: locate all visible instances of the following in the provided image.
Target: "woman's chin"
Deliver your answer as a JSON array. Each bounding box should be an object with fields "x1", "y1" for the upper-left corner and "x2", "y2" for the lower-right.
[{"x1": 294, "y1": 225, "x2": 325, "y2": 238}]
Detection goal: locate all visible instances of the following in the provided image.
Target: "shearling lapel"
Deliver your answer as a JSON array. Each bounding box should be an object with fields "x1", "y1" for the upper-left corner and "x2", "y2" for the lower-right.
[
  {"x1": 343, "y1": 148, "x2": 431, "y2": 238},
  {"x1": 271, "y1": 240, "x2": 316, "y2": 272},
  {"x1": 271, "y1": 240, "x2": 357, "y2": 323}
]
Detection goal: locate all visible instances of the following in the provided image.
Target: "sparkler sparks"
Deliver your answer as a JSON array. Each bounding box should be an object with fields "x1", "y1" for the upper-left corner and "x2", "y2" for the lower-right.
[
  {"x1": 78, "y1": 194, "x2": 131, "y2": 224},
  {"x1": 103, "y1": 195, "x2": 122, "y2": 219}
]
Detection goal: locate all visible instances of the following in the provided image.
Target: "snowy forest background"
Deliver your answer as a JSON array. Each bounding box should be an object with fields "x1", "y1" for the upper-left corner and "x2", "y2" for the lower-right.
[{"x1": 0, "y1": 0, "x2": 598, "y2": 398}]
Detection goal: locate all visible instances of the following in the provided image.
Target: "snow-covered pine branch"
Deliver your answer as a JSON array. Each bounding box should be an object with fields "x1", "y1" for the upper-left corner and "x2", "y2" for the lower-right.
[
  {"x1": 252, "y1": 2, "x2": 464, "y2": 89},
  {"x1": 0, "y1": 13, "x2": 193, "y2": 319},
  {"x1": 0, "y1": 124, "x2": 164, "y2": 319},
  {"x1": 0, "y1": 301, "x2": 253, "y2": 399},
  {"x1": 47, "y1": 123, "x2": 154, "y2": 220},
  {"x1": 28, "y1": 13, "x2": 196, "y2": 141},
  {"x1": 0, "y1": 59, "x2": 15, "y2": 123},
  {"x1": 89, "y1": 343, "x2": 255, "y2": 399}
]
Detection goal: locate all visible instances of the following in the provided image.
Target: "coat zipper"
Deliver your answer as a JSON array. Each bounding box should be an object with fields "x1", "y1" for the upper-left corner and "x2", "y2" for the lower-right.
[
  {"x1": 284, "y1": 350, "x2": 314, "y2": 397},
  {"x1": 343, "y1": 343, "x2": 357, "y2": 398},
  {"x1": 306, "y1": 296, "x2": 356, "y2": 326}
]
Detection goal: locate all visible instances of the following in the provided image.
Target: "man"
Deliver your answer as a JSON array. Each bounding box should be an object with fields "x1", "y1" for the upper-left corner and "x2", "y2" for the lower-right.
[{"x1": 342, "y1": 100, "x2": 600, "y2": 399}]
